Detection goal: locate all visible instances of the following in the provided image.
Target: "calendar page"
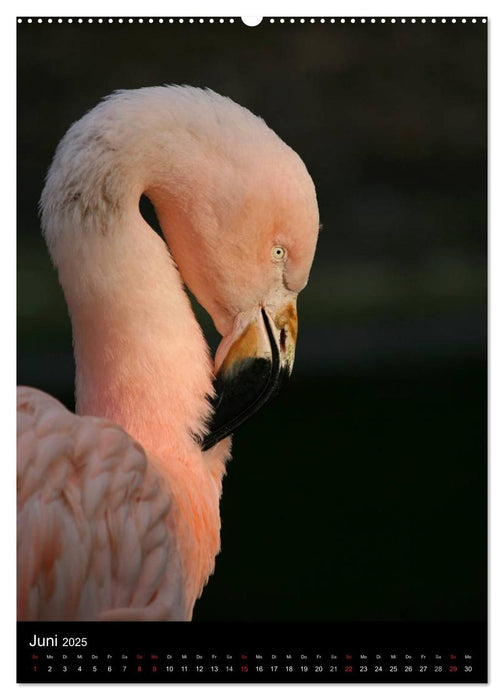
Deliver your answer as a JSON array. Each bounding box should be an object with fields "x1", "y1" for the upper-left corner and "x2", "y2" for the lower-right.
[{"x1": 16, "y1": 14, "x2": 487, "y2": 683}]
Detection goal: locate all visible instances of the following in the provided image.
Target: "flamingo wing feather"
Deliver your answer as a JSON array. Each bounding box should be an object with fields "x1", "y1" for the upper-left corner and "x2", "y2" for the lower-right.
[{"x1": 17, "y1": 386, "x2": 185, "y2": 621}]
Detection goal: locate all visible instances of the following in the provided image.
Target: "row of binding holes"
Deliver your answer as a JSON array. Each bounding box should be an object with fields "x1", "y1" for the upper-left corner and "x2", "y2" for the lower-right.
[
  {"x1": 17, "y1": 17, "x2": 488, "y2": 24},
  {"x1": 18, "y1": 18, "x2": 236, "y2": 24},
  {"x1": 271, "y1": 18, "x2": 485, "y2": 23}
]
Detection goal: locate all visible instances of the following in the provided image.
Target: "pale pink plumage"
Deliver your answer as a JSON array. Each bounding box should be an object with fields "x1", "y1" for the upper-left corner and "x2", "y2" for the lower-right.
[
  {"x1": 17, "y1": 386, "x2": 228, "y2": 620},
  {"x1": 17, "y1": 86, "x2": 319, "y2": 621}
]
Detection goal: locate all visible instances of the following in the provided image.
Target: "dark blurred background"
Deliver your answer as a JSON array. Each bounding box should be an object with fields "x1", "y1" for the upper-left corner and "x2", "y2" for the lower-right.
[{"x1": 17, "y1": 18, "x2": 487, "y2": 622}]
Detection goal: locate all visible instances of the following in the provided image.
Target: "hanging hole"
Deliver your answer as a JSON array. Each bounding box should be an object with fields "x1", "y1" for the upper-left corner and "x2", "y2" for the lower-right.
[{"x1": 241, "y1": 16, "x2": 263, "y2": 27}]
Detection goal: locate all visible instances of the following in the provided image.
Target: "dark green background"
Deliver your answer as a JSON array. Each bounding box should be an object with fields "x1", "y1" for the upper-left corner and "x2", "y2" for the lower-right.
[{"x1": 17, "y1": 18, "x2": 487, "y2": 622}]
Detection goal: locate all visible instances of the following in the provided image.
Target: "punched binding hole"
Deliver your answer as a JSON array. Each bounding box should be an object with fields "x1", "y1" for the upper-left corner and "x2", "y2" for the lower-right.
[{"x1": 241, "y1": 17, "x2": 263, "y2": 27}]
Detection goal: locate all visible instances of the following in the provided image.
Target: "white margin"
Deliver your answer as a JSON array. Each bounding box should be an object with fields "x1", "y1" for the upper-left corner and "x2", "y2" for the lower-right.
[{"x1": 2, "y1": 2, "x2": 501, "y2": 700}]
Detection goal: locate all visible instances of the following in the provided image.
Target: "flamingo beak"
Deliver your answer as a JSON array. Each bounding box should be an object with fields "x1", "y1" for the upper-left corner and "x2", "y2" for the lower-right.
[{"x1": 201, "y1": 302, "x2": 298, "y2": 451}]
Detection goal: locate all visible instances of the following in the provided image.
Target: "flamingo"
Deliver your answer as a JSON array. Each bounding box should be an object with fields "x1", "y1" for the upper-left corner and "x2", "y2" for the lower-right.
[{"x1": 17, "y1": 86, "x2": 319, "y2": 621}]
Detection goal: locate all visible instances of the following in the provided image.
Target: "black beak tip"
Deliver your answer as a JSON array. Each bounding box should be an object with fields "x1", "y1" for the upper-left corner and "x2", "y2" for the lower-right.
[{"x1": 200, "y1": 309, "x2": 291, "y2": 452}]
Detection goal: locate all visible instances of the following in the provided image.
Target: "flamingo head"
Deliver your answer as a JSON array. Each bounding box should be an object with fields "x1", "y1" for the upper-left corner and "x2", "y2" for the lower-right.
[{"x1": 149, "y1": 90, "x2": 320, "y2": 450}]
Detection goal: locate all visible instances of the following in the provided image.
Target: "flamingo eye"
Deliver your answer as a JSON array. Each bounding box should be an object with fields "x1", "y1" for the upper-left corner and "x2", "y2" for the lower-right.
[{"x1": 271, "y1": 245, "x2": 287, "y2": 262}]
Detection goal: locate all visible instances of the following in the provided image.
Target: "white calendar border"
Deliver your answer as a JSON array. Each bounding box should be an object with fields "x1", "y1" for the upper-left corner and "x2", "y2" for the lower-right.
[{"x1": 1, "y1": 1, "x2": 501, "y2": 699}]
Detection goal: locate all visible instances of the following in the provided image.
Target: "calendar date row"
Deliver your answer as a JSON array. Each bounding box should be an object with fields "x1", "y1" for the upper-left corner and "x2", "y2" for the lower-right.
[{"x1": 31, "y1": 662, "x2": 475, "y2": 675}]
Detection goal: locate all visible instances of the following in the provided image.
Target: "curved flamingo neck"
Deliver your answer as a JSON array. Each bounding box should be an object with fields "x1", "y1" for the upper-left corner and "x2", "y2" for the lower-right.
[
  {"x1": 39, "y1": 90, "x2": 224, "y2": 463},
  {"x1": 69, "y1": 210, "x2": 214, "y2": 462}
]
